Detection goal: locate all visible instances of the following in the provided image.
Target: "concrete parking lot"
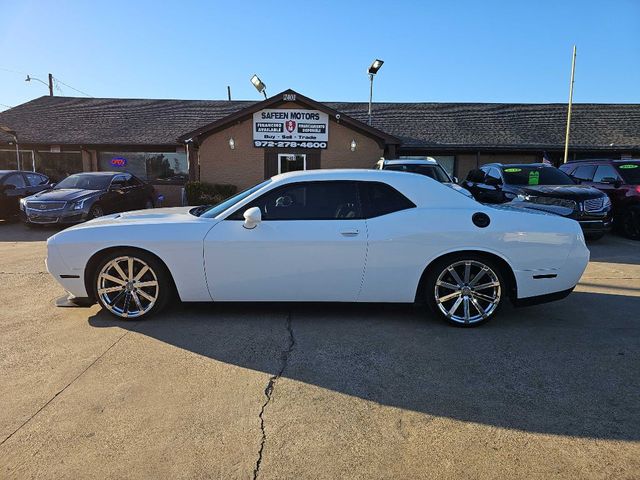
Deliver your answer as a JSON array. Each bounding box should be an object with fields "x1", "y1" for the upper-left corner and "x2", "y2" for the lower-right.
[{"x1": 0, "y1": 221, "x2": 638, "y2": 479}]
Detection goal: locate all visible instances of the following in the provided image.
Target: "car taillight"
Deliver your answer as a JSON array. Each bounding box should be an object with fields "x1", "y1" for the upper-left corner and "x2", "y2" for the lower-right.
[{"x1": 636, "y1": 185, "x2": 640, "y2": 194}]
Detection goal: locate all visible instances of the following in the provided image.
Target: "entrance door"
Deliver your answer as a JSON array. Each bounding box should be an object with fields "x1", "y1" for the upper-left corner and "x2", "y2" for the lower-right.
[
  {"x1": 203, "y1": 180, "x2": 367, "y2": 302},
  {"x1": 264, "y1": 150, "x2": 320, "y2": 179},
  {"x1": 278, "y1": 154, "x2": 305, "y2": 174}
]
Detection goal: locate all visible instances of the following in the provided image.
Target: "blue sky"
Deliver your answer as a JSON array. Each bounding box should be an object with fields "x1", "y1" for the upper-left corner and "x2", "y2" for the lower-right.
[{"x1": 1, "y1": 0, "x2": 639, "y2": 111}]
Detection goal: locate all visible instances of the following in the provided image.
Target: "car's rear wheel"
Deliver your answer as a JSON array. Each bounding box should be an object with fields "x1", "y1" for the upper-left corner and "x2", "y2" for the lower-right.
[
  {"x1": 620, "y1": 206, "x2": 640, "y2": 240},
  {"x1": 89, "y1": 204, "x2": 104, "y2": 219},
  {"x1": 94, "y1": 250, "x2": 170, "y2": 319},
  {"x1": 426, "y1": 255, "x2": 506, "y2": 327}
]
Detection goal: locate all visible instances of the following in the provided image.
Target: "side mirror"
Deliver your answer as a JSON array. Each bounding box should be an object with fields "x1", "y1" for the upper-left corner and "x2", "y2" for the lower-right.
[
  {"x1": 452, "y1": 176, "x2": 459, "y2": 184},
  {"x1": 49, "y1": 183, "x2": 56, "y2": 189},
  {"x1": 243, "y1": 206, "x2": 262, "y2": 229}
]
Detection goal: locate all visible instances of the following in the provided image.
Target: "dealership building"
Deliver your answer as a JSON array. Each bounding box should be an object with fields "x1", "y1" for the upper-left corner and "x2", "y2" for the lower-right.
[{"x1": 1, "y1": 89, "x2": 639, "y2": 205}]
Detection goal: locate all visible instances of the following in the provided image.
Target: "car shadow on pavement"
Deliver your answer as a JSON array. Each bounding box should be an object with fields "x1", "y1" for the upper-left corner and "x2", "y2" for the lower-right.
[
  {"x1": 0, "y1": 221, "x2": 65, "y2": 242},
  {"x1": 88, "y1": 290, "x2": 640, "y2": 442}
]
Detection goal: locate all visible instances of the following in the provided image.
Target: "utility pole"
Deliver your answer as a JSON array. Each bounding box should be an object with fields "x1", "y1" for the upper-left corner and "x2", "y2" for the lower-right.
[
  {"x1": 227, "y1": 86, "x2": 231, "y2": 101},
  {"x1": 563, "y1": 46, "x2": 577, "y2": 164},
  {"x1": 48, "y1": 73, "x2": 54, "y2": 96}
]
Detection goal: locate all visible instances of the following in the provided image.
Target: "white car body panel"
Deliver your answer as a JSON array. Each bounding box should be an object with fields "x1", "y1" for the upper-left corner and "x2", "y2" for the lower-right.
[{"x1": 46, "y1": 170, "x2": 589, "y2": 306}]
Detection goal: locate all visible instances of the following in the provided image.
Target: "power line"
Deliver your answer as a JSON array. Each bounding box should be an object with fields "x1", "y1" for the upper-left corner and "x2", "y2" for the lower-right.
[{"x1": 52, "y1": 76, "x2": 93, "y2": 97}]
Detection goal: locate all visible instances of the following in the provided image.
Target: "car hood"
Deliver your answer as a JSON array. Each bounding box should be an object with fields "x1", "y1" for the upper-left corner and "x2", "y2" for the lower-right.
[
  {"x1": 516, "y1": 184, "x2": 603, "y2": 200},
  {"x1": 68, "y1": 206, "x2": 206, "y2": 229},
  {"x1": 30, "y1": 188, "x2": 101, "y2": 202}
]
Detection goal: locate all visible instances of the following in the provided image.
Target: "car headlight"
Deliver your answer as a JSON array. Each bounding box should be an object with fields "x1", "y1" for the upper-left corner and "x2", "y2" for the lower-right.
[
  {"x1": 19, "y1": 198, "x2": 27, "y2": 211},
  {"x1": 69, "y1": 198, "x2": 86, "y2": 210}
]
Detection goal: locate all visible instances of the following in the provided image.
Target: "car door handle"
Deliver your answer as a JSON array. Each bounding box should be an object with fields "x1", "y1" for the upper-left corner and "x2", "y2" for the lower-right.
[{"x1": 340, "y1": 230, "x2": 359, "y2": 237}]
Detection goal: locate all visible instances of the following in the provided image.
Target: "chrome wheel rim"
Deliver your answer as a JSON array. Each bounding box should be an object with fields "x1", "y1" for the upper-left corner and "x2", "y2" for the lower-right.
[
  {"x1": 435, "y1": 260, "x2": 501, "y2": 324},
  {"x1": 97, "y1": 256, "x2": 158, "y2": 318}
]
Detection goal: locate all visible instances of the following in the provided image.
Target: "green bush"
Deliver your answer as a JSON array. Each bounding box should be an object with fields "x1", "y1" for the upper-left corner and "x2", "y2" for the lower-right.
[{"x1": 185, "y1": 181, "x2": 238, "y2": 205}]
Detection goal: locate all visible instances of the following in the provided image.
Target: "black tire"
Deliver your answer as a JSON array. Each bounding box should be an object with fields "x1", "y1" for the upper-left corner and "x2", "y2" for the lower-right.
[
  {"x1": 89, "y1": 204, "x2": 104, "y2": 219},
  {"x1": 585, "y1": 231, "x2": 606, "y2": 241},
  {"x1": 93, "y1": 249, "x2": 172, "y2": 320},
  {"x1": 425, "y1": 253, "x2": 507, "y2": 327},
  {"x1": 620, "y1": 206, "x2": 640, "y2": 240}
]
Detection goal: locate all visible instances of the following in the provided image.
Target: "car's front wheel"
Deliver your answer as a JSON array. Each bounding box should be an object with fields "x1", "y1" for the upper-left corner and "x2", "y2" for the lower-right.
[
  {"x1": 94, "y1": 250, "x2": 171, "y2": 319},
  {"x1": 426, "y1": 255, "x2": 506, "y2": 327}
]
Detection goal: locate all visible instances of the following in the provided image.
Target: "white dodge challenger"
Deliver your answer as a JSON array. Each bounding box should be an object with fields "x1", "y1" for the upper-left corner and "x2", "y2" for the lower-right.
[{"x1": 46, "y1": 169, "x2": 589, "y2": 326}]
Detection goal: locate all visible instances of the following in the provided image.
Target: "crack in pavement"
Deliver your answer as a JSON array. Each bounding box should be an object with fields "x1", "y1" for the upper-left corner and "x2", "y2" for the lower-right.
[
  {"x1": 0, "y1": 330, "x2": 129, "y2": 447},
  {"x1": 253, "y1": 311, "x2": 295, "y2": 480}
]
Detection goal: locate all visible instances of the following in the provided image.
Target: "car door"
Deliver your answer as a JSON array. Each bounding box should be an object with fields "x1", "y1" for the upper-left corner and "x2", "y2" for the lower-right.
[
  {"x1": 203, "y1": 180, "x2": 368, "y2": 302},
  {"x1": 0, "y1": 173, "x2": 29, "y2": 217},
  {"x1": 106, "y1": 175, "x2": 129, "y2": 213},
  {"x1": 591, "y1": 164, "x2": 626, "y2": 208},
  {"x1": 120, "y1": 174, "x2": 144, "y2": 210}
]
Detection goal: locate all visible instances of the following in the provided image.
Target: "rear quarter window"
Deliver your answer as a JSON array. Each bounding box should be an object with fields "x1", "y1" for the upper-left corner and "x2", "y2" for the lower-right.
[{"x1": 360, "y1": 181, "x2": 416, "y2": 218}]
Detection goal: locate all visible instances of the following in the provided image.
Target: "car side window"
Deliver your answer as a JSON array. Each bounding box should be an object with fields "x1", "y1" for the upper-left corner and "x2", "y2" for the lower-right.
[
  {"x1": 230, "y1": 181, "x2": 361, "y2": 220},
  {"x1": 359, "y1": 181, "x2": 416, "y2": 218},
  {"x1": 4, "y1": 174, "x2": 26, "y2": 188},
  {"x1": 126, "y1": 175, "x2": 143, "y2": 187},
  {"x1": 572, "y1": 165, "x2": 596, "y2": 182},
  {"x1": 111, "y1": 176, "x2": 127, "y2": 189},
  {"x1": 593, "y1": 165, "x2": 621, "y2": 183},
  {"x1": 25, "y1": 173, "x2": 47, "y2": 186}
]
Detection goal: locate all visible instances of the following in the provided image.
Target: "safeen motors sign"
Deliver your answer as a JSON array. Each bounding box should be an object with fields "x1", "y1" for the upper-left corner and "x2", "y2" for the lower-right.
[{"x1": 253, "y1": 109, "x2": 329, "y2": 149}]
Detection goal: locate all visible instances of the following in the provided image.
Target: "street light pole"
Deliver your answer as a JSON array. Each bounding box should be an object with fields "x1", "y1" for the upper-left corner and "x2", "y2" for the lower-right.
[
  {"x1": 367, "y1": 59, "x2": 384, "y2": 126},
  {"x1": 368, "y1": 73, "x2": 374, "y2": 125},
  {"x1": 563, "y1": 46, "x2": 577, "y2": 164}
]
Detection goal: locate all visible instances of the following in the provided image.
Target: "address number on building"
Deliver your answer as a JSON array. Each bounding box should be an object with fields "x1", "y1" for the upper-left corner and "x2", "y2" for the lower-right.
[{"x1": 253, "y1": 140, "x2": 327, "y2": 149}]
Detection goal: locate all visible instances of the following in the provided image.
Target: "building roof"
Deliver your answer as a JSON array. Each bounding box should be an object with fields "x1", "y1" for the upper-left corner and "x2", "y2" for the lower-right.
[{"x1": 0, "y1": 94, "x2": 639, "y2": 151}]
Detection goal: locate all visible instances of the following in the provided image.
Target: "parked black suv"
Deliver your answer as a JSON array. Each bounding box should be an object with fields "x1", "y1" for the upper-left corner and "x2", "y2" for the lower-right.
[
  {"x1": 462, "y1": 163, "x2": 612, "y2": 239},
  {"x1": 559, "y1": 159, "x2": 640, "y2": 239}
]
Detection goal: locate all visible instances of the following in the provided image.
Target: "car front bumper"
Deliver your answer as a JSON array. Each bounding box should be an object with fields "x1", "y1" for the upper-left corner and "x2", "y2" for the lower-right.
[{"x1": 21, "y1": 209, "x2": 90, "y2": 225}]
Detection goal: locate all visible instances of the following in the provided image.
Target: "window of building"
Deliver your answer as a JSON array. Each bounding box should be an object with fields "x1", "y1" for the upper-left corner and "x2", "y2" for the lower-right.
[
  {"x1": 33, "y1": 151, "x2": 83, "y2": 182},
  {"x1": 571, "y1": 165, "x2": 596, "y2": 182},
  {"x1": 278, "y1": 154, "x2": 306, "y2": 174},
  {"x1": 98, "y1": 152, "x2": 188, "y2": 184},
  {"x1": 0, "y1": 150, "x2": 34, "y2": 171},
  {"x1": 234, "y1": 181, "x2": 361, "y2": 220},
  {"x1": 593, "y1": 165, "x2": 621, "y2": 183},
  {"x1": 359, "y1": 181, "x2": 416, "y2": 218}
]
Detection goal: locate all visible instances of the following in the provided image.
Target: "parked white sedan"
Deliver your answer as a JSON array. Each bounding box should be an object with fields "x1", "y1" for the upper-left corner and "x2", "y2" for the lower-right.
[{"x1": 46, "y1": 169, "x2": 589, "y2": 326}]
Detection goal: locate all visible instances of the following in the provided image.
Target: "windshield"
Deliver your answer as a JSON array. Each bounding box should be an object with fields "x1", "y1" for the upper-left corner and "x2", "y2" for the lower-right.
[
  {"x1": 196, "y1": 180, "x2": 271, "y2": 218},
  {"x1": 616, "y1": 163, "x2": 640, "y2": 184},
  {"x1": 55, "y1": 174, "x2": 112, "y2": 190},
  {"x1": 501, "y1": 166, "x2": 575, "y2": 186},
  {"x1": 384, "y1": 164, "x2": 451, "y2": 183}
]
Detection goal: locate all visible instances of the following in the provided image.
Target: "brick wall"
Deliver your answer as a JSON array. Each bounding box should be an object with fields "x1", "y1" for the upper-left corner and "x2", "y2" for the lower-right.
[{"x1": 197, "y1": 105, "x2": 384, "y2": 190}]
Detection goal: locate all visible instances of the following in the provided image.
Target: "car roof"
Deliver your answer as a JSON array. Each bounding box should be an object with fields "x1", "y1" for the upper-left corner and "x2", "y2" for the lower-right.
[
  {"x1": 380, "y1": 158, "x2": 439, "y2": 166},
  {"x1": 484, "y1": 163, "x2": 553, "y2": 169}
]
